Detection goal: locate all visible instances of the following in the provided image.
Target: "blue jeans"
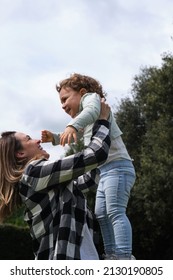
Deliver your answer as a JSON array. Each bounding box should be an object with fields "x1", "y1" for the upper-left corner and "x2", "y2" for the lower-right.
[{"x1": 95, "y1": 160, "x2": 136, "y2": 259}]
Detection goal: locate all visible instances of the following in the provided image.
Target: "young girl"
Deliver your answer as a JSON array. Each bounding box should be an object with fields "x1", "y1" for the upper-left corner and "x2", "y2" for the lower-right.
[{"x1": 42, "y1": 73, "x2": 136, "y2": 260}]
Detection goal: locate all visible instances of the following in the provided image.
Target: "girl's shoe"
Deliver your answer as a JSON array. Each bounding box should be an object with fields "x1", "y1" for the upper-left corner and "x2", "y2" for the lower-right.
[
  {"x1": 103, "y1": 254, "x2": 136, "y2": 260},
  {"x1": 103, "y1": 254, "x2": 117, "y2": 260}
]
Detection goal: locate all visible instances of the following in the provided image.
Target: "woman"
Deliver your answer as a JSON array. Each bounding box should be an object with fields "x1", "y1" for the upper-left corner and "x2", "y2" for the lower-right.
[{"x1": 0, "y1": 101, "x2": 110, "y2": 260}]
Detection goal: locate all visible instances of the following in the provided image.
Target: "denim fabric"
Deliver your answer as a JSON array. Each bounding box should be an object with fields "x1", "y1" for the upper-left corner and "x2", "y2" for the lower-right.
[
  {"x1": 80, "y1": 224, "x2": 99, "y2": 260},
  {"x1": 95, "y1": 160, "x2": 136, "y2": 259}
]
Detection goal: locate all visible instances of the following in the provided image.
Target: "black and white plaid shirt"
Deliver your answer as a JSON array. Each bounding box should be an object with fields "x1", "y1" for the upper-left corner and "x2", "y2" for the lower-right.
[{"x1": 19, "y1": 120, "x2": 110, "y2": 259}]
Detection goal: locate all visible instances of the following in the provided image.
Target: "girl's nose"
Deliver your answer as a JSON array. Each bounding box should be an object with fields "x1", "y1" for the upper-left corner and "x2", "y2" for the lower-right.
[{"x1": 62, "y1": 104, "x2": 66, "y2": 110}]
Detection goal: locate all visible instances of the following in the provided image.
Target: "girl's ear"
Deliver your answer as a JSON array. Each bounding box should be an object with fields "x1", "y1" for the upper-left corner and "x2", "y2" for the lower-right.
[{"x1": 80, "y1": 88, "x2": 87, "y2": 96}]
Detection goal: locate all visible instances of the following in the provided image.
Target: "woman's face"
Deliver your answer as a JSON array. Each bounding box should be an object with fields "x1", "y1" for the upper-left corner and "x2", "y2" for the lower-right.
[
  {"x1": 59, "y1": 87, "x2": 83, "y2": 118},
  {"x1": 15, "y1": 132, "x2": 50, "y2": 160}
]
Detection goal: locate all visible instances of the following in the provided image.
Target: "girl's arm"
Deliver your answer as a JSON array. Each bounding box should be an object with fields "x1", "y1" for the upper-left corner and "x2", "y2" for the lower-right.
[
  {"x1": 60, "y1": 93, "x2": 101, "y2": 146},
  {"x1": 41, "y1": 130, "x2": 61, "y2": 146},
  {"x1": 68, "y1": 93, "x2": 101, "y2": 130}
]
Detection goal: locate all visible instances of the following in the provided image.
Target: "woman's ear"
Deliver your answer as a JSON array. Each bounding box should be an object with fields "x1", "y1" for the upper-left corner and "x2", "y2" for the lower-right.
[
  {"x1": 80, "y1": 88, "x2": 87, "y2": 96},
  {"x1": 15, "y1": 151, "x2": 25, "y2": 159}
]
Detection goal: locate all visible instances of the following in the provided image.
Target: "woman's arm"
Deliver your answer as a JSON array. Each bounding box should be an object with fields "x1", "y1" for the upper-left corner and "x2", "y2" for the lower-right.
[
  {"x1": 22, "y1": 119, "x2": 110, "y2": 191},
  {"x1": 22, "y1": 100, "x2": 110, "y2": 191},
  {"x1": 74, "y1": 169, "x2": 99, "y2": 193}
]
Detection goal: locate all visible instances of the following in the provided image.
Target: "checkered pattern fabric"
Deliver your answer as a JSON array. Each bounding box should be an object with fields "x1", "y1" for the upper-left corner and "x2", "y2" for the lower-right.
[{"x1": 19, "y1": 120, "x2": 110, "y2": 259}]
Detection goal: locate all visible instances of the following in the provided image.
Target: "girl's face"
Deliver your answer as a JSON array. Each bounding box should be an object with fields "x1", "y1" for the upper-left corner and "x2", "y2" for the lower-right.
[{"x1": 59, "y1": 87, "x2": 85, "y2": 118}]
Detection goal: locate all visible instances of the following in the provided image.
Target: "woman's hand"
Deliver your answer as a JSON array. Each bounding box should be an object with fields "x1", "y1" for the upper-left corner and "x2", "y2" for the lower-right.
[{"x1": 99, "y1": 98, "x2": 110, "y2": 120}]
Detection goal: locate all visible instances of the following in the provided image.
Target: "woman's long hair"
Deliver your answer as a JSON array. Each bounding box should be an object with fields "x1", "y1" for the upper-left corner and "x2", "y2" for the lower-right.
[{"x1": 0, "y1": 131, "x2": 26, "y2": 222}]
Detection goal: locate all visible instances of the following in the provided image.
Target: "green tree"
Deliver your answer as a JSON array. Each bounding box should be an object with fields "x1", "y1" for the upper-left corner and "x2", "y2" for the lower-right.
[
  {"x1": 115, "y1": 53, "x2": 173, "y2": 259},
  {"x1": 65, "y1": 137, "x2": 84, "y2": 156}
]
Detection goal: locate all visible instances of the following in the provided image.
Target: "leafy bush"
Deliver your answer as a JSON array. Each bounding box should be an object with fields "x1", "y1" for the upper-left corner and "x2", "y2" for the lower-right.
[{"x1": 0, "y1": 224, "x2": 34, "y2": 260}]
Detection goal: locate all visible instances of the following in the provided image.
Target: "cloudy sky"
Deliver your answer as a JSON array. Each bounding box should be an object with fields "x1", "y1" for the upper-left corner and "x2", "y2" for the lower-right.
[{"x1": 0, "y1": 0, "x2": 173, "y2": 159}]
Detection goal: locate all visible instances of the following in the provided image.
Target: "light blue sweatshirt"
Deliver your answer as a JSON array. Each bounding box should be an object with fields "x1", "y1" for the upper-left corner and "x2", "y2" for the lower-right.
[
  {"x1": 67, "y1": 92, "x2": 132, "y2": 162},
  {"x1": 67, "y1": 92, "x2": 122, "y2": 146}
]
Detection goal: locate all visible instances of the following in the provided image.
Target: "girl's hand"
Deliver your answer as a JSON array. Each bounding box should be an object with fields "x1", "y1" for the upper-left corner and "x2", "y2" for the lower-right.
[
  {"x1": 60, "y1": 126, "x2": 77, "y2": 146},
  {"x1": 41, "y1": 130, "x2": 54, "y2": 143}
]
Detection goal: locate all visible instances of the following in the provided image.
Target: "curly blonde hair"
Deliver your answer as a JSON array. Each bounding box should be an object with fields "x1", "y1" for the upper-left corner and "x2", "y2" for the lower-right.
[{"x1": 56, "y1": 73, "x2": 107, "y2": 99}]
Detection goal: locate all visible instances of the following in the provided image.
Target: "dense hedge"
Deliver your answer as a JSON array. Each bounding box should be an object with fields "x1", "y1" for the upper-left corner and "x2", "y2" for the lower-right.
[{"x1": 0, "y1": 224, "x2": 34, "y2": 260}]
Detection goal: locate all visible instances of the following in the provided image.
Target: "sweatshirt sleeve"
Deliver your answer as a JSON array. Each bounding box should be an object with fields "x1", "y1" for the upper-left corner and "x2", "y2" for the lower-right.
[
  {"x1": 67, "y1": 93, "x2": 101, "y2": 131},
  {"x1": 52, "y1": 133, "x2": 61, "y2": 146}
]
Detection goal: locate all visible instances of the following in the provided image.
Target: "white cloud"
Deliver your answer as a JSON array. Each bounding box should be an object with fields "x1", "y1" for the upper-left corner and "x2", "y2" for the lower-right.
[{"x1": 0, "y1": 0, "x2": 173, "y2": 159}]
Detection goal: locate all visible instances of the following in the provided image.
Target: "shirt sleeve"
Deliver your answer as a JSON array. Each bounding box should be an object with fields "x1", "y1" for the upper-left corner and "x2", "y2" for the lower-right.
[
  {"x1": 67, "y1": 93, "x2": 101, "y2": 131},
  {"x1": 21, "y1": 119, "x2": 110, "y2": 192},
  {"x1": 74, "y1": 169, "x2": 100, "y2": 193}
]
